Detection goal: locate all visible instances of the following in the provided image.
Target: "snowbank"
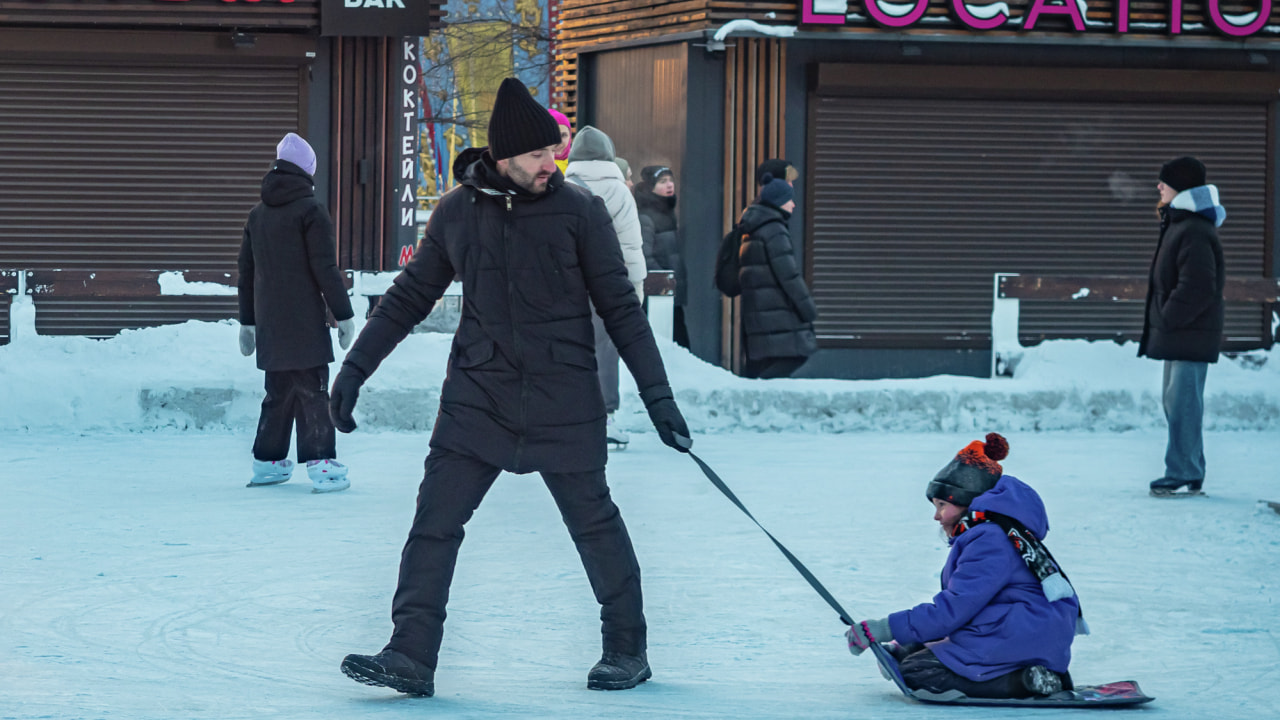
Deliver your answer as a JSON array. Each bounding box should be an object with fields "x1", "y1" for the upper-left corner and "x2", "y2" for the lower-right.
[{"x1": 1, "y1": 317, "x2": 1277, "y2": 433}]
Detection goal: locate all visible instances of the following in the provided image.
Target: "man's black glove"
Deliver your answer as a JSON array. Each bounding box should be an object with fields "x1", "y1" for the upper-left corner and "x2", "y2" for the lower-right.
[
  {"x1": 640, "y1": 385, "x2": 691, "y2": 452},
  {"x1": 329, "y1": 363, "x2": 367, "y2": 433}
]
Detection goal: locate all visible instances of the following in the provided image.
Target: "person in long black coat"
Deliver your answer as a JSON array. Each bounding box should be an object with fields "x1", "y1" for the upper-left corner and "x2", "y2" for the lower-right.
[
  {"x1": 237, "y1": 132, "x2": 355, "y2": 492},
  {"x1": 331, "y1": 79, "x2": 691, "y2": 697},
  {"x1": 738, "y1": 174, "x2": 817, "y2": 379},
  {"x1": 634, "y1": 165, "x2": 689, "y2": 347},
  {"x1": 1138, "y1": 156, "x2": 1226, "y2": 496}
]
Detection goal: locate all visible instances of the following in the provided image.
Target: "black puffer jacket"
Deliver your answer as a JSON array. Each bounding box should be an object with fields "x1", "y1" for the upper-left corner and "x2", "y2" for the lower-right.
[
  {"x1": 635, "y1": 189, "x2": 685, "y2": 305},
  {"x1": 1138, "y1": 205, "x2": 1225, "y2": 363},
  {"x1": 238, "y1": 160, "x2": 354, "y2": 371},
  {"x1": 738, "y1": 203, "x2": 817, "y2": 361},
  {"x1": 342, "y1": 148, "x2": 670, "y2": 473}
]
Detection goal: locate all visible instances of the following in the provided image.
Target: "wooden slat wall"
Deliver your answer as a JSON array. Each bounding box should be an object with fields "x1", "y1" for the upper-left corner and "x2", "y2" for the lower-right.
[
  {"x1": 330, "y1": 37, "x2": 402, "y2": 273},
  {"x1": 555, "y1": 0, "x2": 1280, "y2": 120},
  {"x1": 555, "y1": 0, "x2": 795, "y2": 119},
  {"x1": 720, "y1": 37, "x2": 785, "y2": 372}
]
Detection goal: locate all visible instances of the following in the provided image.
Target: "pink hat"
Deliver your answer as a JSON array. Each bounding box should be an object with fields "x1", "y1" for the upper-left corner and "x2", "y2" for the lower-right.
[{"x1": 548, "y1": 109, "x2": 572, "y2": 161}]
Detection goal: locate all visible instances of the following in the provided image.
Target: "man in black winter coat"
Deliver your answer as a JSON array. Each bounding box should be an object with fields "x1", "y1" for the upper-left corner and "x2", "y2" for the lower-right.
[
  {"x1": 1139, "y1": 156, "x2": 1226, "y2": 497},
  {"x1": 238, "y1": 132, "x2": 355, "y2": 493},
  {"x1": 333, "y1": 78, "x2": 691, "y2": 697}
]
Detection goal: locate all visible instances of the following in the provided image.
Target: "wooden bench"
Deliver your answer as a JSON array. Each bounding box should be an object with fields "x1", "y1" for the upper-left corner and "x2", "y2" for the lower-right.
[{"x1": 992, "y1": 272, "x2": 1280, "y2": 377}]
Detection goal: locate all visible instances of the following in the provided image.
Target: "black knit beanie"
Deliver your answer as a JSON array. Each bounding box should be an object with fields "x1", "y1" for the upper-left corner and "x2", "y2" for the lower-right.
[
  {"x1": 488, "y1": 78, "x2": 562, "y2": 161},
  {"x1": 1159, "y1": 156, "x2": 1207, "y2": 193},
  {"x1": 757, "y1": 173, "x2": 794, "y2": 209},
  {"x1": 925, "y1": 433, "x2": 1009, "y2": 507},
  {"x1": 755, "y1": 158, "x2": 796, "y2": 187},
  {"x1": 640, "y1": 165, "x2": 673, "y2": 187}
]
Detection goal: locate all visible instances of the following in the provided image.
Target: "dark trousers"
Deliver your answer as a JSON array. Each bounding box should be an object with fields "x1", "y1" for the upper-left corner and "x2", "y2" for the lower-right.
[
  {"x1": 590, "y1": 309, "x2": 621, "y2": 413},
  {"x1": 899, "y1": 648, "x2": 1063, "y2": 699},
  {"x1": 251, "y1": 366, "x2": 335, "y2": 464},
  {"x1": 386, "y1": 447, "x2": 646, "y2": 669},
  {"x1": 742, "y1": 356, "x2": 807, "y2": 379},
  {"x1": 673, "y1": 306, "x2": 689, "y2": 349}
]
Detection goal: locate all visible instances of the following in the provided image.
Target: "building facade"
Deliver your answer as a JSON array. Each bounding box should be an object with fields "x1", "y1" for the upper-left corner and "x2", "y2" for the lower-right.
[
  {"x1": 562, "y1": 0, "x2": 1280, "y2": 378},
  {"x1": 0, "y1": 0, "x2": 443, "y2": 342}
]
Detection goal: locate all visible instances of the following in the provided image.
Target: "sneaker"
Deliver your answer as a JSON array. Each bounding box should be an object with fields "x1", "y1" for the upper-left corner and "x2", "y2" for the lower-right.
[
  {"x1": 341, "y1": 648, "x2": 434, "y2": 696},
  {"x1": 1149, "y1": 477, "x2": 1204, "y2": 497},
  {"x1": 1021, "y1": 665, "x2": 1064, "y2": 696},
  {"x1": 587, "y1": 651, "x2": 651, "y2": 690},
  {"x1": 606, "y1": 413, "x2": 630, "y2": 448},
  {"x1": 307, "y1": 459, "x2": 350, "y2": 493},
  {"x1": 248, "y1": 458, "x2": 294, "y2": 487}
]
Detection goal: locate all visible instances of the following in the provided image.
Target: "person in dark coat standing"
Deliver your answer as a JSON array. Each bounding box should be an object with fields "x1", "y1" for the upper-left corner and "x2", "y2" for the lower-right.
[
  {"x1": 1139, "y1": 156, "x2": 1226, "y2": 497},
  {"x1": 737, "y1": 174, "x2": 817, "y2": 379},
  {"x1": 846, "y1": 434, "x2": 1085, "y2": 700},
  {"x1": 237, "y1": 132, "x2": 355, "y2": 493},
  {"x1": 332, "y1": 78, "x2": 691, "y2": 697},
  {"x1": 634, "y1": 165, "x2": 689, "y2": 347}
]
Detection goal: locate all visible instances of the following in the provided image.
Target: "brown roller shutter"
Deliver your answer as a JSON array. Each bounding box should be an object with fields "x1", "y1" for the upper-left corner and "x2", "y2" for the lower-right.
[
  {"x1": 0, "y1": 61, "x2": 302, "y2": 337},
  {"x1": 808, "y1": 94, "x2": 1269, "y2": 350}
]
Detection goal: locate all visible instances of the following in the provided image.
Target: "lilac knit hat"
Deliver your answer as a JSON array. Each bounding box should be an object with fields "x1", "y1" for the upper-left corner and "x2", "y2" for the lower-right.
[{"x1": 276, "y1": 132, "x2": 317, "y2": 176}]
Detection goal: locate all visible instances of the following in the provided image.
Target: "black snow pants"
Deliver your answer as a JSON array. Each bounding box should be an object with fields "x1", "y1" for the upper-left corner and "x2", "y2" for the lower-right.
[
  {"x1": 385, "y1": 446, "x2": 646, "y2": 669},
  {"x1": 899, "y1": 647, "x2": 1070, "y2": 699},
  {"x1": 252, "y1": 366, "x2": 335, "y2": 463}
]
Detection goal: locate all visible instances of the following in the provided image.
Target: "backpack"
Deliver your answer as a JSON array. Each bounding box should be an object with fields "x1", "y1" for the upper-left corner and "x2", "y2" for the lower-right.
[{"x1": 714, "y1": 221, "x2": 748, "y2": 297}]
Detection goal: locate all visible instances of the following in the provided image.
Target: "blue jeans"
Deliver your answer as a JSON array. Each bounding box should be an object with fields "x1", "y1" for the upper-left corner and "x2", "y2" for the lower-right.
[{"x1": 1163, "y1": 360, "x2": 1208, "y2": 481}]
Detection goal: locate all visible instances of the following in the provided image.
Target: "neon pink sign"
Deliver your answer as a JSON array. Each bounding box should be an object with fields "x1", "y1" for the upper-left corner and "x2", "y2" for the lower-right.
[{"x1": 798, "y1": 0, "x2": 1276, "y2": 38}]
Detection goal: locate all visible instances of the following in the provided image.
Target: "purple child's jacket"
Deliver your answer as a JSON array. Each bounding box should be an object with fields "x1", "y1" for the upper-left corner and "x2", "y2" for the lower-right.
[{"x1": 886, "y1": 475, "x2": 1079, "y2": 682}]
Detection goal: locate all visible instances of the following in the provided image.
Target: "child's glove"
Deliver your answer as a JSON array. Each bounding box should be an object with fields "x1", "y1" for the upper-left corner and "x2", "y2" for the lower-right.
[{"x1": 846, "y1": 618, "x2": 892, "y2": 656}]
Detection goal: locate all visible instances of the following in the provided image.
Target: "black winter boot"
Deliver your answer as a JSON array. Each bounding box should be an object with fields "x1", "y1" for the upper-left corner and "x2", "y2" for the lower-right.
[
  {"x1": 1020, "y1": 665, "x2": 1064, "y2": 696},
  {"x1": 341, "y1": 648, "x2": 434, "y2": 696},
  {"x1": 587, "y1": 651, "x2": 651, "y2": 690}
]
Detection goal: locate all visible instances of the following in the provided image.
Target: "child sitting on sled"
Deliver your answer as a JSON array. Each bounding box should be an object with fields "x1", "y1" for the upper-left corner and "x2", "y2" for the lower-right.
[{"x1": 845, "y1": 433, "x2": 1087, "y2": 699}]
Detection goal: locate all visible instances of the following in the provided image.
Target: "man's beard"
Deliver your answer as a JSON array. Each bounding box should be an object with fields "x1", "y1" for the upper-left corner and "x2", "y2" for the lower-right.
[{"x1": 505, "y1": 162, "x2": 549, "y2": 194}]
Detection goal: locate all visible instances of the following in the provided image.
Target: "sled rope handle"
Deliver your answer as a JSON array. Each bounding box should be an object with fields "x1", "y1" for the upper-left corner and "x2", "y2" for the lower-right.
[{"x1": 684, "y1": 449, "x2": 855, "y2": 627}]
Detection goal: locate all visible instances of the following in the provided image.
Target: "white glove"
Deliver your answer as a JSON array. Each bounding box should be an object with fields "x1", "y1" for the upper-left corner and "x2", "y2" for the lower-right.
[
  {"x1": 239, "y1": 325, "x2": 255, "y2": 357},
  {"x1": 337, "y1": 318, "x2": 356, "y2": 350},
  {"x1": 846, "y1": 618, "x2": 893, "y2": 656}
]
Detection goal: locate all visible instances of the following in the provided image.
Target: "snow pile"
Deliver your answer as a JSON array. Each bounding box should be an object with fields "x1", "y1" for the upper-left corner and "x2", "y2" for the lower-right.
[{"x1": 1, "y1": 317, "x2": 1277, "y2": 433}]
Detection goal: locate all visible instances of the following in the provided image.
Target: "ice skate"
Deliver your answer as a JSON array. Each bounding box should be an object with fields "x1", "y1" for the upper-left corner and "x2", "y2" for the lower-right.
[
  {"x1": 1149, "y1": 477, "x2": 1205, "y2": 498},
  {"x1": 606, "y1": 413, "x2": 629, "y2": 451},
  {"x1": 247, "y1": 458, "x2": 294, "y2": 487},
  {"x1": 307, "y1": 459, "x2": 350, "y2": 493}
]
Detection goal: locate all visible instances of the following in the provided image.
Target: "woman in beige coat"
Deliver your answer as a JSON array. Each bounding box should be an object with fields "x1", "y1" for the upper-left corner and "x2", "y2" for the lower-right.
[{"x1": 565, "y1": 125, "x2": 647, "y2": 447}]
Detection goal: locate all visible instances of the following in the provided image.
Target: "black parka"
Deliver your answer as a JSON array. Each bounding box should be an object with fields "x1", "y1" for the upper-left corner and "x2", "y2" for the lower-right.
[
  {"x1": 1138, "y1": 206, "x2": 1225, "y2": 363},
  {"x1": 238, "y1": 160, "x2": 354, "y2": 372},
  {"x1": 738, "y1": 203, "x2": 818, "y2": 361},
  {"x1": 342, "y1": 148, "x2": 670, "y2": 473},
  {"x1": 635, "y1": 190, "x2": 685, "y2": 306}
]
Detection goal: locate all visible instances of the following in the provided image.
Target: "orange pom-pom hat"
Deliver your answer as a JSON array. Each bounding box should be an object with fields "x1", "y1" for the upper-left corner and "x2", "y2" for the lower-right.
[{"x1": 926, "y1": 432, "x2": 1009, "y2": 507}]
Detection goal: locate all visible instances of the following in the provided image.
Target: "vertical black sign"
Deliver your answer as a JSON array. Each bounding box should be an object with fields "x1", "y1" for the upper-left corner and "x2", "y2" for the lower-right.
[{"x1": 395, "y1": 37, "x2": 420, "y2": 268}]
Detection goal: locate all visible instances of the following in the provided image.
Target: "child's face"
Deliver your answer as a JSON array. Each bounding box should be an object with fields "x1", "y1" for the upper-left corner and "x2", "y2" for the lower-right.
[{"x1": 932, "y1": 498, "x2": 967, "y2": 535}]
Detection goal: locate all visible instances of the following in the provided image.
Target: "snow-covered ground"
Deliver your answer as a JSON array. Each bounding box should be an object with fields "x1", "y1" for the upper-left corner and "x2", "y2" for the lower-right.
[
  {"x1": 1, "y1": 318, "x2": 1278, "y2": 718},
  {"x1": 2, "y1": 429, "x2": 1278, "y2": 719},
  {"x1": 2, "y1": 314, "x2": 1279, "y2": 434}
]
